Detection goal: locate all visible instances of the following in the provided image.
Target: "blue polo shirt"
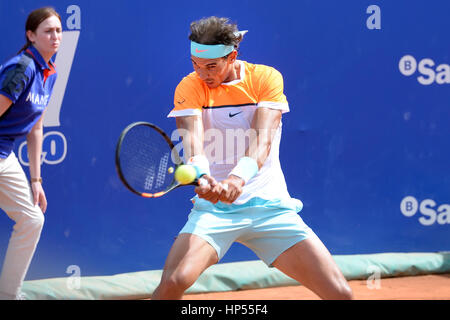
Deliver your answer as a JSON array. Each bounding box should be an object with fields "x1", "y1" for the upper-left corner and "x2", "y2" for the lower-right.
[{"x1": 0, "y1": 45, "x2": 58, "y2": 158}]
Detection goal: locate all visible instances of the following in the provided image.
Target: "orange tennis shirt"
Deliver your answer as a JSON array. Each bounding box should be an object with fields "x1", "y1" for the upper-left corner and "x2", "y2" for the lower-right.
[{"x1": 168, "y1": 60, "x2": 299, "y2": 205}]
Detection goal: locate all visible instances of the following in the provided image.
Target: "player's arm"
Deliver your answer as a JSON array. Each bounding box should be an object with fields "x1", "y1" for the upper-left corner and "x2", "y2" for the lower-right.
[
  {"x1": 175, "y1": 115, "x2": 204, "y2": 160},
  {"x1": 26, "y1": 110, "x2": 47, "y2": 213},
  {"x1": 246, "y1": 107, "x2": 282, "y2": 168},
  {"x1": 0, "y1": 94, "x2": 12, "y2": 117},
  {"x1": 175, "y1": 115, "x2": 225, "y2": 204}
]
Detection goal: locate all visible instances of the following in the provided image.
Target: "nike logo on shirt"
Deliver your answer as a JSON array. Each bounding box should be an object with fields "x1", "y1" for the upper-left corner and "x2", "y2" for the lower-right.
[{"x1": 229, "y1": 111, "x2": 243, "y2": 118}]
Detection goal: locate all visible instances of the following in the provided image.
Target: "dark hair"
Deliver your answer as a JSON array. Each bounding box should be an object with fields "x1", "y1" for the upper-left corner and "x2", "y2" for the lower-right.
[
  {"x1": 18, "y1": 7, "x2": 62, "y2": 54},
  {"x1": 189, "y1": 16, "x2": 243, "y2": 50}
]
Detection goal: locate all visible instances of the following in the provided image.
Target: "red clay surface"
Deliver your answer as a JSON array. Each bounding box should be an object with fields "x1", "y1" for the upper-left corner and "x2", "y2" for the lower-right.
[{"x1": 182, "y1": 274, "x2": 450, "y2": 300}]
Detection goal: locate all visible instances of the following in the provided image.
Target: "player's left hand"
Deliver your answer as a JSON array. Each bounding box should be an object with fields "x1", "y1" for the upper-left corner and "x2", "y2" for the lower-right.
[{"x1": 218, "y1": 175, "x2": 245, "y2": 204}]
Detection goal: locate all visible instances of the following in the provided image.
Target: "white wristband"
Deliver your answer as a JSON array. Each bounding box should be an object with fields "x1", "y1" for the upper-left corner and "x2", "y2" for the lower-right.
[
  {"x1": 187, "y1": 154, "x2": 210, "y2": 178},
  {"x1": 228, "y1": 157, "x2": 258, "y2": 184}
]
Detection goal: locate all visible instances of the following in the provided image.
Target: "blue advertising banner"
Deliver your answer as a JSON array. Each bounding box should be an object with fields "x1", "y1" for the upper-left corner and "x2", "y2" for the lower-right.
[{"x1": 0, "y1": 0, "x2": 449, "y2": 281}]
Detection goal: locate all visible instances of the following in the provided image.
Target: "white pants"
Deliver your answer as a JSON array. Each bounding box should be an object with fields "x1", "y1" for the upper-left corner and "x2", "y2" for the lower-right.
[{"x1": 0, "y1": 152, "x2": 44, "y2": 300}]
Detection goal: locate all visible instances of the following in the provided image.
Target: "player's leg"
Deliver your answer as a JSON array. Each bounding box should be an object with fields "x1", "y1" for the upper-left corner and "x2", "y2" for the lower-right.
[
  {"x1": 241, "y1": 201, "x2": 352, "y2": 300},
  {"x1": 0, "y1": 153, "x2": 45, "y2": 300},
  {"x1": 152, "y1": 233, "x2": 219, "y2": 300},
  {"x1": 271, "y1": 235, "x2": 353, "y2": 300},
  {"x1": 153, "y1": 198, "x2": 245, "y2": 300}
]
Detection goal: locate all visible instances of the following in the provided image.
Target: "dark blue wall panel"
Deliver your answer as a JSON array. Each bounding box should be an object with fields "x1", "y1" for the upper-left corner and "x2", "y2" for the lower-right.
[{"x1": 0, "y1": 0, "x2": 449, "y2": 280}]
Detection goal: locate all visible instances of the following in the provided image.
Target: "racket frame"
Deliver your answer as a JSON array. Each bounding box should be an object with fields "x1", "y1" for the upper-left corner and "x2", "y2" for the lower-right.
[{"x1": 115, "y1": 121, "x2": 197, "y2": 198}]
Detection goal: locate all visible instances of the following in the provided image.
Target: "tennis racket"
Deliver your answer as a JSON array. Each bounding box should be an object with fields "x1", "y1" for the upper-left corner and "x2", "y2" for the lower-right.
[{"x1": 115, "y1": 121, "x2": 205, "y2": 198}]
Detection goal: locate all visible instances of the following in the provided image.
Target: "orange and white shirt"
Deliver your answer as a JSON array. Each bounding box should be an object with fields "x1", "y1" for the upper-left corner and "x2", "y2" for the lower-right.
[{"x1": 168, "y1": 60, "x2": 295, "y2": 204}]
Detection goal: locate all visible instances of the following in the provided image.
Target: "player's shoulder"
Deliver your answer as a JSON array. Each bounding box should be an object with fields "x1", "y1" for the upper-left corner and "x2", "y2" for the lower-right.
[
  {"x1": 174, "y1": 71, "x2": 206, "y2": 103},
  {"x1": 242, "y1": 61, "x2": 283, "y2": 88},
  {"x1": 243, "y1": 61, "x2": 282, "y2": 79},
  {"x1": 177, "y1": 71, "x2": 203, "y2": 89}
]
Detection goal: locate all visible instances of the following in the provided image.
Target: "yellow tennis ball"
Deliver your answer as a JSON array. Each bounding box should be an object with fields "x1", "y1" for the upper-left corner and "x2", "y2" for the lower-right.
[
  {"x1": 174, "y1": 165, "x2": 197, "y2": 184},
  {"x1": 168, "y1": 167, "x2": 174, "y2": 174}
]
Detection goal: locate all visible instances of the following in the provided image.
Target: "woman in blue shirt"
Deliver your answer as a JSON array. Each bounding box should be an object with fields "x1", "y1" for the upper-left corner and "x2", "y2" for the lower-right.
[{"x1": 0, "y1": 7, "x2": 62, "y2": 300}]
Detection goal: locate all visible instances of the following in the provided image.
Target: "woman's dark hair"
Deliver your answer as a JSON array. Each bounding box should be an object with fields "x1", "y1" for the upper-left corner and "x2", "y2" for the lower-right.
[
  {"x1": 189, "y1": 16, "x2": 243, "y2": 50},
  {"x1": 18, "y1": 7, "x2": 61, "y2": 54}
]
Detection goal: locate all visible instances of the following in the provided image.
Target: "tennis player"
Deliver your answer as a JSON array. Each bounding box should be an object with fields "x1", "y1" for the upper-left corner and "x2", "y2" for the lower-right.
[
  {"x1": 0, "y1": 7, "x2": 62, "y2": 300},
  {"x1": 152, "y1": 16, "x2": 352, "y2": 300}
]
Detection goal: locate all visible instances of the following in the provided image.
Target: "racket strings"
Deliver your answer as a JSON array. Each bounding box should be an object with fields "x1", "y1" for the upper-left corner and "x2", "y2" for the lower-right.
[{"x1": 119, "y1": 125, "x2": 174, "y2": 194}]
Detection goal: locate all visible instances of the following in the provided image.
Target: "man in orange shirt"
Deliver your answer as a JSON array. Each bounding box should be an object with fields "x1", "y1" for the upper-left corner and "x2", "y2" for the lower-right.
[{"x1": 152, "y1": 16, "x2": 352, "y2": 300}]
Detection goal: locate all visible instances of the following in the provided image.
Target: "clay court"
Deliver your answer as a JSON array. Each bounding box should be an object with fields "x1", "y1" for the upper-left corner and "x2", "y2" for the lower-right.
[
  {"x1": 183, "y1": 274, "x2": 450, "y2": 300},
  {"x1": 20, "y1": 252, "x2": 450, "y2": 300}
]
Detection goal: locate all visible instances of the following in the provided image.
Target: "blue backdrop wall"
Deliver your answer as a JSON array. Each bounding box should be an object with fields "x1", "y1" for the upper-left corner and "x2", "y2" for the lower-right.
[{"x1": 0, "y1": 0, "x2": 449, "y2": 281}]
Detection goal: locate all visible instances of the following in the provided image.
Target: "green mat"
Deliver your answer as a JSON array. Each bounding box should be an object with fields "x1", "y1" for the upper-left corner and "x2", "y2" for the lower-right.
[{"x1": 22, "y1": 252, "x2": 450, "y2": 300}]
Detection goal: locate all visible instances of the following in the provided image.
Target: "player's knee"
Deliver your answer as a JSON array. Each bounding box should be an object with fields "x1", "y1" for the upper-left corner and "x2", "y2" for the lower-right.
[{"x1": 161, "y1": 269, "x2": 196, "y2": 293}]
